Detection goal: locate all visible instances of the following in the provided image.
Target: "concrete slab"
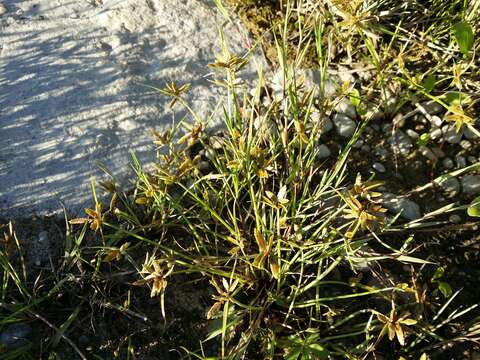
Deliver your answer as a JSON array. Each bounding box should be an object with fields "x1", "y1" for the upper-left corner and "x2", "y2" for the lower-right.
[{"x1": 0, "y1": 0, "x2": 259, "y2": 217}]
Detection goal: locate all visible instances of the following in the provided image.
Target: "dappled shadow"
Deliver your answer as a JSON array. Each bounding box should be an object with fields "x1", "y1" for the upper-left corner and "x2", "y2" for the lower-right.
[{"x1": 0, "y1": 0, "x2": 257, "y2": 217}]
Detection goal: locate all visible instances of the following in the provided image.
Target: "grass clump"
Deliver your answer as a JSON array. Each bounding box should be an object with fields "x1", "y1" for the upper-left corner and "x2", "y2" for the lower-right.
[{"x1": 1, "y1": 1, "x2": 480, "y2": 359}]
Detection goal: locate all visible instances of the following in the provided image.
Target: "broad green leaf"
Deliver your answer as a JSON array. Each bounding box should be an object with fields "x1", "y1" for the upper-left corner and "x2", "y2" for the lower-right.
[
  {"x1": 350, "y1": 88, "x2": 361, "y2": 108},
  {"x1": 467, "y1": 196, "x2": 480, "y2": 217},
  {"x1": 422, "y1": 74, "x2": 436, "y2": 93},
  {"x1": 441, "y1": 91, "x2": 471, "y2": 106},
  {"x1": 438, "y1": 281, "x2": 452, "y2": 298},
  {"x1": 453, "y1": 21, "x2": 474, "y2": 56},
  {"x1": 431, "y1": 267, "x2": 445, "y2": 281}
]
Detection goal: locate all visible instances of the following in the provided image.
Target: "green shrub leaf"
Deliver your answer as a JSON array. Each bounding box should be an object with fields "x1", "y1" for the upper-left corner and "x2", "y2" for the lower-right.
[
  {"x1": 453, "y1": 21, "x2": 474, "y2": 56},
  {"x1": 467, "y1": 196, "x2": 480, "y2": 217},
  {"x1": 438, "y1": 281, "x2": 452, "y2": 298},
  {"x1": 422, "y1": 74, "x2": 436, "y2": 93}
]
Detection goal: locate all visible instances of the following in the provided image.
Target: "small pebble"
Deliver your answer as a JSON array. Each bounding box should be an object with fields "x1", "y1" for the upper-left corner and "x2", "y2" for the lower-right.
[
  {"x1": 468, "y1": 156, "x2": 478, "y2": 164},
  {"x1": 371, "y1": 124, "x2": 380, "y2": 132},
  {"x1": 406, "y1": 129, "x2": 419, "y2": 139},
  {"x1": 352, "y1": 139, "x2": 364, "y2": 149},
  {"x1": 392, "y1": 113, "x2": 405, "y2": 128},
  {"x1": 38, "y1": 231, "x2": 48, "y2": 243},
  {"x1": 431, "y1": 147, "x2": 445, "y2": 159},
  {"x1": 388, "y1": 129, "x2": 413, "y2": 156},
  {"x1": 429, "y1": 115, "x2": 443, "y2": 128},
  {"x1": 442, "y1": 124, "x2": 463, "y2": 144},
  {"x1": 462, "y1": 175, "x2": 480, "y2": 195},
  {"x1": 0, "y1": 4, "x2": 7, "y2": 16},
  {"x1": 332, "y1": 113, "x2": 356, "y2": 138},
  {"x1": 459, "y1": 140, "x2": 472, "y2": 150},
  {"x1": 334, "y1": 98, "x2": 356, "y2": 119},
  {"x1": 322, "y1": 117, "x2": 333, "y2": 133},
  {"x1": 361, "y1": 144, "x2": 371, "y2": 152},
  {"x1": 415, "y1": 124, "x2": 425, "y2": 131},
  {"x1": 430, "y1": 128, "x2": 443, "y2": 140},
  {"x1": 375, "y1": 147, "x2": 389, "y2": 158},
  {"x1": 449, "y1": 214, "x2": 462, "y2": 223},
  {"x1": 455, "y1": 155, "x2": 467, "y2": 168},
  {"x1": 372, "y1": 162, "x2": 386, "y2": 173},
  {"x1": 421, "y1": 101, "x2": 444, "y2": 115},
  {"x1": 382, "y1": 193, "x2": 421, "y2": 220},
  {"x1": 463, "y1": 125, "x2": 479, "y2": 140},
  {"x1": 420, "y1": 147, "x2": 437, "y2": 162},
  {"x1": 318, "y1": 144, "x2": 331, "y2": 159},
  {"x1": 0, "y1": 323, "x2": 32, "y2": 350},
  {"x1": 437, "y1": 177, "x2": 460, "y2": 196},
  {"x1": 442, "y1": 157, "x2": 454, "y2": 169},
  {"x1": 382, "y1": 123, "x2": 393, "y2": 133}
]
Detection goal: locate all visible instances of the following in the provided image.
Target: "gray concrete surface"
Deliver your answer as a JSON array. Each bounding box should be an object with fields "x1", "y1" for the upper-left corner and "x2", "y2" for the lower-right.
[{"x1": 0, "y1": 0, "x2": 259, "y2": 217}]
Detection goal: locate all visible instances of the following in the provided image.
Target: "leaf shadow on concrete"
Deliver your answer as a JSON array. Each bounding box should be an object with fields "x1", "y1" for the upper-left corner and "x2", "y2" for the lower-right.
[{"x1": 0, "y1": 0, "x2": 258, "y2": 218}]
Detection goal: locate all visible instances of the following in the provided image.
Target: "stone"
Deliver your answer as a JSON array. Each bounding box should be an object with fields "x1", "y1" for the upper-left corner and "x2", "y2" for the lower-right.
[
  {"x1": 437, "y1": 177, "x2": 460, "y2": 196},
  {"x1": 334, "y1": 97, "x2": 356, "y2": 119},
  {"x1": 431, "y1": 147, "x2": 445, "y2": 159},
  {"x1": 455, "y1": 155, "x2": 467, "y2": 168},
  {"x1": 430, "y1": 128, "x2": 443, "y2": 140},
  {"x1": 322, "y1": 118, "x2": 333, "y2": 133},
  {"x1": 406, "y1": 129, "x2": 419, "y2": 139},
  {"x1": 459, "y1": 140, "x2": 472, "y2": 150},
  {"x1": 372, "y1": 162, "x2": 386, "y2": 173},
  {"x1": 392, "y1": 113, "x2": 405, "y2": 128},
  {"x1": 382, "y1": 193, "x2": 421, "y2": 221},
  {"x1": 464, "y1": 125, "x2": 479, "y2": 140},
  {"x1": 332, "y1": 113, "x2": 356, "y2": 138},
  {"x1": 442, "y1": 157, "x2": 454, "y2": 169},
  {"x1": 352, "y1": 139, "x2": 364, "y2": 148},
  {"x1": 421, "y1": 101, "x2": 444, "y2": 115},
  {"x1": 318, "y1": 144, "x2": 331, "y2": 159},
  {"x1": 420, "y1": 147, "x2": 437, "y2": 162},
  {"x1": 462, "y1": 175, "x2": 480, "y2": 195},
  {"x1": 468, "y1": 156, "x2": 478, "y2": 164},
  {"x1": 0, "y1": 323, "x2": 32, "y2": 350},
  {"x1": 449, "y1": 214, "x2": 462, "y2": 223},
  {"x1": 382, "y1": 123, "x2": 393, "y2": 133},
  {"x1": 388, "y1": 129, "x2": 413, "y2": 156},
  {"x1": 429, "y1": 115, "x2": 443, "y2": 128},
  {"x1": 38, "y1": 231, "x2": 48, "y2": 243},
  {"x1": 442, "y1": 124, "x2": 463, "y2": 144},
  {"x1": 375, "y1": 148, "x2": 389, "y2": 158},
  {"x1": 361, "y1": 144, "x2": 371, "y2": 152}
]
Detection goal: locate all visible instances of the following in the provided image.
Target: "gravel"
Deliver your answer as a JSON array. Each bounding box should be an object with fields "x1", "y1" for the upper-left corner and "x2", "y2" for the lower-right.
[
  {"x1": 462, "y1": 175, "x2": 480, "y2": 195},
  {"x1": 318, "y1": 144, "x2": 331, "y2": 159},
  {"x1": 464, "y1": 125, "x2": 479, "y2": 140},
  {"x1": 429, "y1": 115, "x2": 443, "y2": 128},
  {"x1": 334, "y1": 98, "x2": 356, "y2": 119},
  {"x1": 332, "y1": 113, "x2": 356, "y2": 138},
  {"x1": 430, "y1": 128, "x2": 443, "y2": 140},
  {"x1": 455, "y1": 155, "x2": 467, "y2": 168},
  {"x1": 420, "y1": 147, "x2": 437, "y2": 162},
  {"x1": 437, "y1": 177, "x2": 460, "y2": 196},
  {"x1": 406, "y1": 129, "x2": 420, "y2": 139},
  {"x1": 388, "y1": 129, "x2": 413, "y2": 156},
  {"x1": 382, "y1": 193, "x2": 421, "y2": 221},
  {"x1": 443, "y1": 124, "x2": 463, "y2": 144},
  {"x1": 0, "y1": 323, "x2": 32, "y2": 350},
  {"x1": 442, "y1": 157, "x2": 454, "y2": 169},
  {"x1": 372, "y1": 162, "x2": 386, "y2": 173},
  {"x1": 459, "y1": 140, "x2": 472, "y2": 150}
]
